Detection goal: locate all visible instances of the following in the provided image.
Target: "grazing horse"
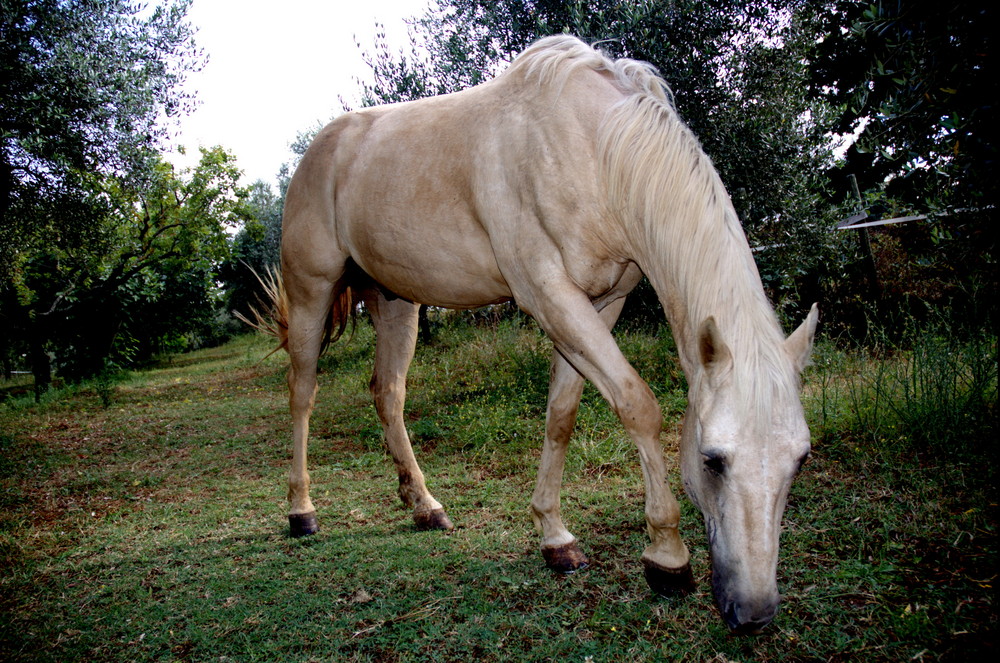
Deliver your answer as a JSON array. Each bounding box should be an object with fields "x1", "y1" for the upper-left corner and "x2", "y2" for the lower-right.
[{"x1": 267, "y1": 35, "x2": 818, "y2": 633}]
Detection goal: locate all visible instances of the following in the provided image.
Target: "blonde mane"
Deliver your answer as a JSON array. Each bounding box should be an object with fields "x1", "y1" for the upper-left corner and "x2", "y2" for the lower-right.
[
  {"x1": 503, "y1": 35, "x2": 673, "y2": 103},
  {"x1": 509, "y1": 36, "x2": 798, "y2": 427}
]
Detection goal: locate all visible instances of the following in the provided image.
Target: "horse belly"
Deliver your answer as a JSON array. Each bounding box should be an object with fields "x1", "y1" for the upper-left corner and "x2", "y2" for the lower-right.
[{"x1": 342, "y1": 204, "x2": 512, "y2": 309}]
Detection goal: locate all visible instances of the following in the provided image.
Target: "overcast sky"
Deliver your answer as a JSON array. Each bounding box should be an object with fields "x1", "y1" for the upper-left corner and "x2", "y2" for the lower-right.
[{"x1": 167, "y1": 0, "x2": 431, "y2": 186}]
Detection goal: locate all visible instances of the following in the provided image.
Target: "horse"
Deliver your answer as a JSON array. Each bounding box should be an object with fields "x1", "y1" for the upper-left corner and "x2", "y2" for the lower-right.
[{"x1": 263, "y1": 35, "x2": 818, "y2": 634}]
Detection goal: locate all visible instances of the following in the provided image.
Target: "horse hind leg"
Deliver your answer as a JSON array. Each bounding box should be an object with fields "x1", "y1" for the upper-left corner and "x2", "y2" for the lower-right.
[
  {"x1": 367, "y1": 291, "x2": 453, "y2": 531},
  {"x1": 284, "y1": 270, "x2": 340, "y2": 537}
]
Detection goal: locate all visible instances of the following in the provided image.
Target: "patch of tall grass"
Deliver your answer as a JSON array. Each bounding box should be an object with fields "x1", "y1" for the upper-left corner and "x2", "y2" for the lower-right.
[{"x1": 808, "y1": 312, "x2": 997, "y2": 481}]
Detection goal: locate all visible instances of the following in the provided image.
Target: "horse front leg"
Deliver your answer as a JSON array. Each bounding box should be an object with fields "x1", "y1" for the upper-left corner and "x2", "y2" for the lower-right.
[
  {"x1": 524, "y1": 283, "x2": 694, "y2": 596},
  {"x1": 367, "y1": 291, "x2": 453, "y2": 531}
]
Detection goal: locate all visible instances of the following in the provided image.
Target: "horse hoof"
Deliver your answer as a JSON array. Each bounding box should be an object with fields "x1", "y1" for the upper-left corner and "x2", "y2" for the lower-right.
[
  {"x1": 289, "y1": 511, "x2": 319, "y2": 537},
  {"x1": 414, "y1": 508, "x2": 454, "y2": 531},
  {"x1": 542, "y1": 542, "x2": 590, "y2": 573},
  {"x1": 643, "y1": 559, "x2": 696, "y2": 597}
]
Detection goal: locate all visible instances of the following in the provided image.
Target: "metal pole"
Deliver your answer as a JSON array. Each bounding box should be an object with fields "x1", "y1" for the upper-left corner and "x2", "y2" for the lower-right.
[{"x1": 848, "y1": 174, "x2": 881, "y2": 298}]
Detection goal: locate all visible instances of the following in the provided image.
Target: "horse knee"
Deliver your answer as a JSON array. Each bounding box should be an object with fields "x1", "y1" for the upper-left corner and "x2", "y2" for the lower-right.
[{"x1": 616, "y1": 385, "x2": 662, "y2": 439}]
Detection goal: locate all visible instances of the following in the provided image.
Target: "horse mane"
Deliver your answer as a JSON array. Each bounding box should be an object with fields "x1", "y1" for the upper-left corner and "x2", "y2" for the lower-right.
[
  {"x1": 502, "y1": 35, "x2": 673, "y2": 103},
  {"x1": 508, "y1": 36, "x2": 798, "y2": 428}
]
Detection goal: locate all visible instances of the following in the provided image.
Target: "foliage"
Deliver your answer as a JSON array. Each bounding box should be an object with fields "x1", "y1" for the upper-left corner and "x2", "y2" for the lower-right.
[
  {"x1": 810, "y1": 0, "x2": 997, "y2": 213},
  {"x1": 218, "y1": 180, "x2": 284, "y2": 322},
  {"x1": 808, "y1": 0, "x2": 997, "y2": 338},
  {"x1": 0, "y1": 321, "x2": 996, "y2": 660},
  {"x1": 0, "y1": 148, "x2": 250, "y2": 390},
  {"x1": 0, "y1": 0, "x2": 203, "y2": 280},
  {"x1": 0, "y1": 0, "x2": 213, "y2": 393}
]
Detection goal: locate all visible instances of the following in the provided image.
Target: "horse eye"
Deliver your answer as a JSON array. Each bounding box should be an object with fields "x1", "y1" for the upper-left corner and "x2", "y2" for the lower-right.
[{"x1": 703, "y1": 454, "x2": 725, "y2": 477}]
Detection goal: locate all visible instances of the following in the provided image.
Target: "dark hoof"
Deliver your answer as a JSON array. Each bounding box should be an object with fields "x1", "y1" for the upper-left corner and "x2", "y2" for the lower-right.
[
  {"x1": 289, "y1": 511, "x2": 319, "y2": 537},
  {"x1": 414, "y1": 508, "x2": 454, "y2": 531},
  {"x1": 542, "y1": 542, "x2": 590, "y2": 574},
  {"x1": 643, "y1": 559, "x2": 696, "y2": 597}
]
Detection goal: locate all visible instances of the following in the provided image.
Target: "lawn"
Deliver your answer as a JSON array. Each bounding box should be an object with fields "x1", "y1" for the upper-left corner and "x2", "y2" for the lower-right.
[{"x1": 1, "y1": 319, "x2": 996, "y2": 661}]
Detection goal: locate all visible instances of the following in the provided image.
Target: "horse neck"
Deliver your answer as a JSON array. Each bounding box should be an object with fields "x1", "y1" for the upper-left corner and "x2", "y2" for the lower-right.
[
  {"x1": 597, "y1": 91, "x2": 790, "y2": 392},
  {"x1": 632, "y1": 188, "x2": 786, "y2": 383}
]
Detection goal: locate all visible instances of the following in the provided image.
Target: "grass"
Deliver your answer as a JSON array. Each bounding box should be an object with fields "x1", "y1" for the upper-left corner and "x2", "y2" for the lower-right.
[
  {"x1": 809, "y1": 318, "x2": 998, "y2": 472},
  {"x1": 1, "y1": 317, "x2": 996, "y2": 661}
]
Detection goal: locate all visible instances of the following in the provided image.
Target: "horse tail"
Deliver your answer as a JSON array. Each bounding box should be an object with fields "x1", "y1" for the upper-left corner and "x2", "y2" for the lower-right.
[
  {"x1": 235, "y1": 264, "x2": 289, "y2": 356},
  {"x1": 323, "y1": 275, "x2": 358, "y2": 353},
  {"x1": 236, "y1": 263, "x2": 358, "y2": 357}
]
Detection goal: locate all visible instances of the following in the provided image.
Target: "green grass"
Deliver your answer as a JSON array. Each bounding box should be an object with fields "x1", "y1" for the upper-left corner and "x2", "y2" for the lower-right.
[{"x1": 1, "y1": 319, "x2": 996, "y2": 661}]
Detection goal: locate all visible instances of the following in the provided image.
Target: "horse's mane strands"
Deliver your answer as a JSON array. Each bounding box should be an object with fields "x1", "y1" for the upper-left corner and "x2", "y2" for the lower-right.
[
  {"x1": 503, "y1": 35, "x2": 673, "y2": 104},
  {"x1": 507, "y1": 37, "x2": 798, "y2": 429}
]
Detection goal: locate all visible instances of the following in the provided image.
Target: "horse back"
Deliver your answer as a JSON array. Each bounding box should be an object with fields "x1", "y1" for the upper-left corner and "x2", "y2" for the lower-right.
[{"x1": 285, "y1": 65, "x2": 634, "y2": 308}]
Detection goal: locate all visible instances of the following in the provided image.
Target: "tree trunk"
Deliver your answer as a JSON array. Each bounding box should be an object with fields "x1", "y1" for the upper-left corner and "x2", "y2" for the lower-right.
[{"x1": 30, "y1": 336, "x2": 51, "y2": 401}]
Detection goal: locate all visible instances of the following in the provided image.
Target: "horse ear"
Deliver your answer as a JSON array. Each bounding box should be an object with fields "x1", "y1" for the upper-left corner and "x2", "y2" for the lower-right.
[
  {"x1": 698, "y1": 316, "x2": 733, "y2": 385},
  {"x1": 785, "y1": 303, "x2": 819, "y2": 373}
]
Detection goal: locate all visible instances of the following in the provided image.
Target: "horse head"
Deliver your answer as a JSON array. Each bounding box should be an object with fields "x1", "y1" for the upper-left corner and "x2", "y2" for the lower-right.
[{"x1": 680, "y1": 305, "x2": 818, "y2": 633}]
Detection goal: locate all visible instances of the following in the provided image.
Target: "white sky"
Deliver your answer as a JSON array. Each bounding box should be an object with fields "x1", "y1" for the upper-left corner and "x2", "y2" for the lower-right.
[{"x1": 167, "y1": 0, "x2": 431, "y2": 186}]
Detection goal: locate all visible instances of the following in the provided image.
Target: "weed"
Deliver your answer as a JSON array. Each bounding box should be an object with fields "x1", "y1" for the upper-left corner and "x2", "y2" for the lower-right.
[{"x1": 810, "y1": 316, "x2": 997, "y2": 481}]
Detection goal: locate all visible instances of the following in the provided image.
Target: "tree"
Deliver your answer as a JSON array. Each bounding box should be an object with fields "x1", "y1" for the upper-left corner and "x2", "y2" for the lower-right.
[
  {"x1": 811, "y1": 0, "x2": 996, "y2": 210},
  {"x1": 0, "y1": 0, "x2": 203, "y2": 280},
  {"x1": 1, "y1": 148, "x2": 248, "y2": 394},
  {"x1": 1, "y1": 0, "x2": 206, "y2": 394},
  {"x1": 219, "y1": 179, "x2": 284, "y2": 322},
  {"x1": 807, "y1": 0, "x2": 996, "y2": 329}
]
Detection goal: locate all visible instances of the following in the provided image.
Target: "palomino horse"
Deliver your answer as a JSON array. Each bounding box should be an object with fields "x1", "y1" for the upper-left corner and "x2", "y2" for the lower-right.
[{"x1": 268, "y1": 35, "x2": 818, "y2": 633}]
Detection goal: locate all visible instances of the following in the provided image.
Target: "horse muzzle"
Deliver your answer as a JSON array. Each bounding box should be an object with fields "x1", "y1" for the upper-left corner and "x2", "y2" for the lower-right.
[
  {"x1": 719, "y1": 596, "x2": 779, "y2": 634},
  {"x1": 711, "y1": 562, "x2": 780, "y2": 634}
]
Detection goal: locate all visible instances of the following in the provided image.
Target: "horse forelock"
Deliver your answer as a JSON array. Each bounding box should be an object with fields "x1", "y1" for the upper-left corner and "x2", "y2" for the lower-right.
[{"x1": 731, "y1": 322, "x2": 801, "y2": 438}]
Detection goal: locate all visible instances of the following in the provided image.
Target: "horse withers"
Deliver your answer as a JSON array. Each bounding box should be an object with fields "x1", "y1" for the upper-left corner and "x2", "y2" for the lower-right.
[{"x1": 260, "y1": 35, "x2": 818, "y2": 633}]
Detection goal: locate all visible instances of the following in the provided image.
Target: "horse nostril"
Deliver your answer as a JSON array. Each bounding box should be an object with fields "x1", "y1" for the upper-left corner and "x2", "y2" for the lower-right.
[
  {"x1": 722, "y1": 602, "x2": 742, "y2": 631},
  {"x1": 733, "y1": 614, "x2": 774, "y2": 635},
  {"x1": 723, "y1": 601, "x2": 776, "y2": 635}
]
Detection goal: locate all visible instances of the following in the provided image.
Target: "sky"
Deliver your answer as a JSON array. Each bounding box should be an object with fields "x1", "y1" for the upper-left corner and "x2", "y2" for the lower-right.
[{"x1": 167, "y1": 0, "x2": 431, "y2": 186}]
